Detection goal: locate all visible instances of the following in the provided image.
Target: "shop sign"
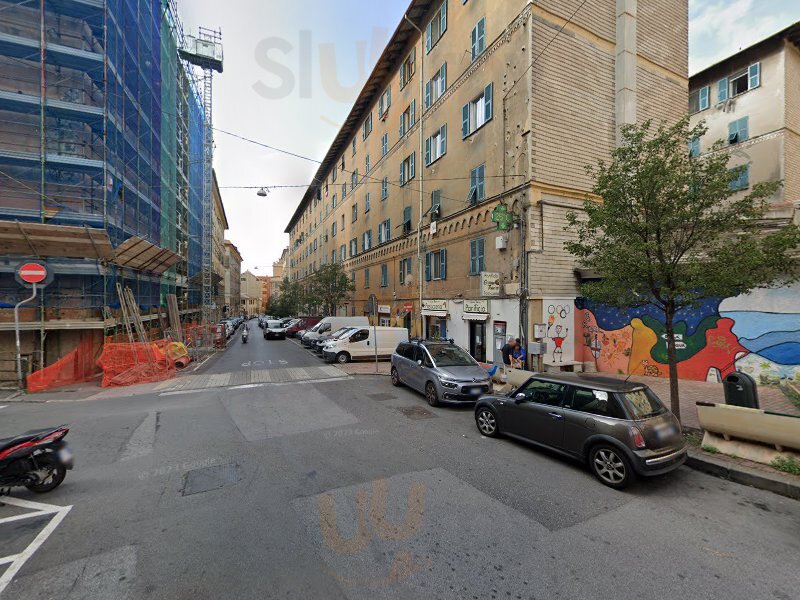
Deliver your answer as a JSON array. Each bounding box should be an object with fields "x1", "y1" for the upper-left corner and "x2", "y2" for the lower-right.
[
  {"x1": 480, "y1": 272, "x2": 501, "y2": 296},
  {"x1": 463, "y1": 299, "x2": 488, "y2": 313},
  {"x1": 378, "y1": 305, "x2": 390, "y2": 314},
  {"x1": 421, "y1": 299, "x2": 447, "y2": 312},
  {"x1": 403, "y1": 302, "x2": 414, "y2": 312}
]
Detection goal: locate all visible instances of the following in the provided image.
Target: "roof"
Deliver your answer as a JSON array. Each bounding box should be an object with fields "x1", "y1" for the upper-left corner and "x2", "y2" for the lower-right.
[
  {"x1": 690, "y1": 20, "x2": 800, "y2": 80},
  {"x1": 224, "y1": 239, "x2": 242, "y2": 262},
  {"x1": 284, "y1": 0, "x2": 435, "y2": 233},
  {"x1": 525, "y1": 372, "x2": 648, "y2": 393}
]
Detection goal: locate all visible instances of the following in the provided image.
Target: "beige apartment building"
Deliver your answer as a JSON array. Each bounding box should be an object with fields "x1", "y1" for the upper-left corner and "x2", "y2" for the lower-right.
[
  {"x1": 285, "y1": 0, "x2": 687, "y2": 367},
  {"x1": 223, "y1": 240, "x2": 242, "y2": 316},
  {"x1": 212, "y1": 171, "x2": 229, "y2": 313},
  {"x1": 240, "y1": 270, "x2": 263, "y2": 315},
  {"x1": 270, "y1": 249, "x2": 287, "y2": 305}
]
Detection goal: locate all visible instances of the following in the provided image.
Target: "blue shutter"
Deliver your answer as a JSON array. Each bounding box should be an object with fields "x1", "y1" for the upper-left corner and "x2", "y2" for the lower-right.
[
  {"x1": 425, "y1": 136, "x2": 431, "y2": 165},
  {"x1": 748, "y1": 62, "x2": 760, "y2": 89},
  {"x1": 378, "y1": 223, "x2": 383, "y2": 244},
  {"x1": 410, "y1": 99, "x2": 416, "y2": 125},
  {"x1": 403, "y1": 206, "x2": 412, "y2": 225},
  {"x1": 440, "y1": 248, "x2": 447, "y2": 280},
  {"x1": 387, "y1": 85, "x2": 391, "y2": 107},
  {"x1": 471, "y1": 24, "x2": 477, "y2": 60},
  {"x1": 399, "y1": 260, "x2": 405, "y2": 284},
  {"x1": 717, "y1": 77, "x2": 728, "y2": 102},
  {"x1": 410, "y1": 152, "x2": 415, "y2": 179},
  {"x1": 462, "y1": 103, "x2": 470, "y2": 138},
  {"x1": 425, "y1": 252, "x2": 431, "y2": 281},
  {"x1": 440, "y1": 124, "x2": 447, "y2": 155},
  {"x1": 379, "y1": 95, "x2": 384, "y2": 115},
  {"x1": 477, "y1": 18, "x2": 485, "y2": 54},
  {"x1": 484, "y1": 83, "x2": 493, "y2": 122},
  {"x1": 440, "y1": 62, "x2": 447, "y2": 90},
  {"x1": 441, "y1": 0, "x2": 447, "y2": 32},
  {"x1": 699, "y1": 86, "x2": 709, "y2": 110},
  {"x1": 425, "y1": 21, "x2": 432, "y2": 53},
  {"x1": 400, "y1": 114, "x2": 405, "y2": 137},
  {"x1": 478, "y1": 238, "x2": 484, "y2": 272},
  {"x1": 425, "y1": 80, "x2": 431, "y2": 108},
  {"x1": 400, "y1": 161, "x2": 405, "y2": 186},
  {"x1": 469, "y1": 239, "x2": 476, "y2": 273}
]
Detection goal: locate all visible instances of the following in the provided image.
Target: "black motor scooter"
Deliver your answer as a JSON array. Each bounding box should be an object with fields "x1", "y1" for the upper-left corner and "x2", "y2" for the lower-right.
[{"x1": 0, "y1": 425, "x2": 73, "y2": 494}]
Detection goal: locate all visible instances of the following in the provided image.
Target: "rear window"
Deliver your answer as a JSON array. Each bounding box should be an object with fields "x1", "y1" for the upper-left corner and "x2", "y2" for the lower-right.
[{"x1": 617, "y1": 388, "x2": 667, "y2": 419}]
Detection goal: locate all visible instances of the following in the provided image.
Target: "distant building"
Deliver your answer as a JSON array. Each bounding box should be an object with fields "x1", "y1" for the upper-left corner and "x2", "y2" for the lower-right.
[
  {"x1": 270, "y1": 248, "x2": 288, "y2": 304},
  {"x1": 223, "y1": 241, "x2": 242, "y2": 316},
  {"x1": 256, "y1": 276, "x2": 271, "y2": 311},
  {"x1": 212, "y1": 171, "x2": 229, "y2": 315},
  {"x1": 240, "y1": 270, "x2": 262, "y2": 316}
]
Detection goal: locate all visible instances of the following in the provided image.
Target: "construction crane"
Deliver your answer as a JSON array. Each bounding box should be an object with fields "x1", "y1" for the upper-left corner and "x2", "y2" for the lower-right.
[{"x1": 179, "y1": 27, "x2": 223, "y2": 329}]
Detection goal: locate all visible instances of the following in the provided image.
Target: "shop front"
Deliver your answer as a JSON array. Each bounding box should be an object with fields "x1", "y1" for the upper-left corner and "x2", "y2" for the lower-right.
[
  {"x1": 421, "y1": 299, "x2": 448, "y2": 340},
  {"x1": 463, "y1": 299, "x2": 489, "y2": 362},
  {"x1": 378, "y1": 304, "x2": 391, "y2": 326}
]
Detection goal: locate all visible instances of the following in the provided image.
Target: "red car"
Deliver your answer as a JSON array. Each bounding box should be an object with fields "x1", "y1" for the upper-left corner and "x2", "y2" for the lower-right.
[{"x1": 286, "y1": 316, "x2": 321, "y2": 338}]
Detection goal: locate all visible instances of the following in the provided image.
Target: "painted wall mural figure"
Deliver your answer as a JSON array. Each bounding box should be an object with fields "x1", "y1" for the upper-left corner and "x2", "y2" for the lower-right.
[{"x1": 547, "y1": 304, "x2": 570, "y2": 363}]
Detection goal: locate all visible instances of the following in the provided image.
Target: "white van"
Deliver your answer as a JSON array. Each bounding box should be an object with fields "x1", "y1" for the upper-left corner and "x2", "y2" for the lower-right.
[
  {"x1": 301, "y1": 316, "x2": 369, "y2": 347},
  {"x1": 322, "y1": 326, "x2": 409, "y2": 363}
]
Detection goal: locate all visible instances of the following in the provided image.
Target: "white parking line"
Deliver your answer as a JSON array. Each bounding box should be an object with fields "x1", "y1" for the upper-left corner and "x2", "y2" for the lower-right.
[
  {"x1": 0, "y1": 405, "x2": 7, "y2": 410},
  {"x1": 0, "y1": 496, "x2": 72, "y2": 595}
]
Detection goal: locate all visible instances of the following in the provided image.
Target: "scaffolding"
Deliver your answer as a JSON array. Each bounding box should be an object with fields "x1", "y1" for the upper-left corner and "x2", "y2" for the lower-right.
[{"x1": 0, "y1": 0, "x2": 210, "y2": 379}]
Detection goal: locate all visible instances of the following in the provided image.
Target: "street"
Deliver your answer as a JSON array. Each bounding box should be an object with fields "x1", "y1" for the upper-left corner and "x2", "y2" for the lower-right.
[{"x1": 0, "y1": 329, "x2": 798, "y2": 599}]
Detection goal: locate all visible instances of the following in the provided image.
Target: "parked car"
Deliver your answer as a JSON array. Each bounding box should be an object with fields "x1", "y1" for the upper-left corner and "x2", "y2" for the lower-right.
[
  {"x1": 322, "y1": 326, "x2": 408, "y2": 364},
  {"x1": 473, "y1": 373, "x2": 686, "y2": 489},
  {"x1": 312, "y1": 326, "x2": 358, "y2": 354},
  {"x1": 285, "y1": 316, "x2": 320, "y2": 338},
  {"x1": 391, "y1": 340, "x2": 491, "y2": 406},
  {"x1": 264, "y1": 319, "x2": 288, "y2": 340},
  {"x1": 301, "y1": 316, "x2": 370, "y2": 347}
]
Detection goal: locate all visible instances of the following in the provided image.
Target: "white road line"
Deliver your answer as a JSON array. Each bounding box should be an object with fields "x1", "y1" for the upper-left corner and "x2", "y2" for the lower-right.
[
  {"x1": 0, "y1": 510, "x2": 53, "y2": 526},
  {"x1": 0, "y1": 497, "x2": 72, "y2": 596},
  {"x1": 0, "y1": 405, "x2": 7, "y2": 409}
]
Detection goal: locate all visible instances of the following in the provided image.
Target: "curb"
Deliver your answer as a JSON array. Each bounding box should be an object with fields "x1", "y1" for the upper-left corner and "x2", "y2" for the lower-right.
[{"x1": 686, "y1": 449, "x2": 800, "y2": 501}]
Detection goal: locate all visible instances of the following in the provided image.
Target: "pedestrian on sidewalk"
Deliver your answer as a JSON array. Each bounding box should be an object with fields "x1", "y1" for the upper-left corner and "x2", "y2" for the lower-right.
[
  {"x1": 512, "y1": 338, "x2": 527, "y2": 370},
  {"x1": 501, "y1": 336, "x2": 516, "y2": 375}
]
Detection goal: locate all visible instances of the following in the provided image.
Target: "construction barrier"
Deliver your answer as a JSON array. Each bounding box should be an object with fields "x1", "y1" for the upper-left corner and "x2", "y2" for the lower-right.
[
  {"x1": 96, "y1": 340, "x2": 175, "y2": 387},
  {"x1": 26, "y1": 337, "x2": 100, "y2": 393}
]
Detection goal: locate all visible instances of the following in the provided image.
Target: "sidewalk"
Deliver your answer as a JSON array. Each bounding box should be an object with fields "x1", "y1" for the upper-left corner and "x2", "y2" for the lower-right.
[{"x1": 337, "y1": 361, "x2": 391, "y2": 376}]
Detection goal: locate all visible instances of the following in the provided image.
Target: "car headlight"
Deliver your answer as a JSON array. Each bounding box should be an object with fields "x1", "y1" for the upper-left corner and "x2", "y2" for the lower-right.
[{"x1": 438, "y1": 377, "x2": 458, "y2": 389}]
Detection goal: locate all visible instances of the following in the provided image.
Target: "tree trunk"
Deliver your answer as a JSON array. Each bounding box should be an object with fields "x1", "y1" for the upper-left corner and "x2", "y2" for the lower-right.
[{"x1": 664, "y1": 304, "x2": 681, "y2": 423}]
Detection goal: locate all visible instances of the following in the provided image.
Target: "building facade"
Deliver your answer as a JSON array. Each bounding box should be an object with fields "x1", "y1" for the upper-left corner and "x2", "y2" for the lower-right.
[
  {"x1": 574, "y1": 23, "x2": 800, "y2": 385},
  {"x1": 223, "y1": 240, "x2": 242, "y2": 316},
  {"x1": 270, "y1": 248, "x2": 287, "y2": 305},
  {"x1": 212, "y1": 170, "x2": 229, "y2": 314},
  {"x1": 256, "y1": 276, "x2": 271, "y2": 311},
  {"x1": 285, "y1": 0, "x2": 688, "y2": 368},
  {"x1": 240, "y1": 270, "x2": 262, "y2": 315}
]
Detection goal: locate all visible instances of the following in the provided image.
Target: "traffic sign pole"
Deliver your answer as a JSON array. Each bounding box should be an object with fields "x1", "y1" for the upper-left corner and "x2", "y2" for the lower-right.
[{"x1": 15, "y1": 283, "x2": 38, "y2": 389}]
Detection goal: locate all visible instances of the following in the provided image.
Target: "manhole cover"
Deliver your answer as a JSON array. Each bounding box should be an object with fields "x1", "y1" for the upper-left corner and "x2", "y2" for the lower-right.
[
  {"x1": 395, "y1": 406, "x2": 436, "y2": 420},
  {"x1": 367, "y1": 393, "x2": 396, "y2": 401},
  {"x1": 181, "y1": 463, "x2": 241, "y2": 496}
]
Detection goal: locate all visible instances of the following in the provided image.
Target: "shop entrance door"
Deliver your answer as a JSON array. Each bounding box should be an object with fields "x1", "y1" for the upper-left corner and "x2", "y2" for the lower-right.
[
  {"x1": 469, "y1": 321, "x2": 486, "y2": 362},
  {"x1": 493, "y1": 321, "x2": 507, "y2": 365}
]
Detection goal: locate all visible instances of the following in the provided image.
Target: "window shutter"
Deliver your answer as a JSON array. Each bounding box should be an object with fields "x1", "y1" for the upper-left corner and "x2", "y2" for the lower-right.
[
  {"x1": 440, "y1": 62, "x2": 447, "y2": 90},
  {"x1": 478, "y1": 18, "x2": 485, "y2": 51},
  {"x1": 399, "y1": 261, "x2": 405, "y2": 284},
  {"x1": 426, "y1": 21, "x2": 432, "y2": 53},
  {"x1": 699, "y1": 86, "x2": 709, "y2": 110},
  {"x1": 379, "y1": 95, "x2": 384, "y2": 116},
  {"x1": 469, "y1": 239, "x2": 476, "y2": 273},
  {"x1": 471, "y1": 24, "x2": 477, "y2": 59},
  {"x1": 748, "y1": 62, "x2": 760, "y2": 89},
  {"x1": 440, "y1": 124, "x2": 447, "y2": 155},
  {"x1": 425, "y1": 136, "x2": 431, "y2": 165},
  {"x1": 478, "y1": 238, "x2": 484, "y2": 271},
  {"x1": 404, "y1": 206, "x2": 412, "y2": 224},
  {"x1": 386, "y1": 219, "x2": 390, "y2": 241},
  {"x1": 410, "y1": 152, "x2": 415, "y2": 179},
  {"x1": 462, "y1": 103, "x2": 470, "y2": 138},
  {"x1": 441, "y1": 0, "x2": 447, "y2": 32},
  {"x1": 440, "y1": 248, "x2": 447, "y2": 280},
  {"x1": 410, "y1": 46, "x2": 416, "y2": 66},
  {"x1": 410, "y1": 99, "x2": 416, "y2": 125},
  {"x1": 425, "y1": 80, "x2": 431, "y2": 109},
  {"x1": 484, "y1": 83, "x2": 493, "y2": 122},
  {"x1": 400, "y1": 161, "x2": 405, "y2": 186},
  {"x1": 400, "y1": 67, "x2": 405, "y2": 89},
  {"x1": 717, "y1": 77, "x2": 728, "y2": 102},
  {"x1": 425, "y1": 252, "x2": 431, "y2": 281},
  {"x1": 387, "y1": 85, "x2": 391, "y2": 106},
  {"x1": 400, "y1": 115, "x2": 405, "y2": 137}
]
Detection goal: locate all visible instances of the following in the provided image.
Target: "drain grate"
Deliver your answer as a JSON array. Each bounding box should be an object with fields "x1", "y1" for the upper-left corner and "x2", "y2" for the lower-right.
[
  {"x1": 395, "y1": 406, "x2": 436, "y2": 420},
  {"x1": 367, "y1": 393, "x2": 396, "y2": 401},
  {"x1": 181, "y1": 463, "x2": 241, "y2": 496}
]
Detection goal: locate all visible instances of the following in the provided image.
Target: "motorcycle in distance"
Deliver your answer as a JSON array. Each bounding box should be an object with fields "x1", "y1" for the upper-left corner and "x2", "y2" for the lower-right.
[
  {"x1": 0, "y1": 425, "x2": 74, "y2": 494},
  {"x1": 242, "y1": 325, "x2": 249, "y2": 344}
]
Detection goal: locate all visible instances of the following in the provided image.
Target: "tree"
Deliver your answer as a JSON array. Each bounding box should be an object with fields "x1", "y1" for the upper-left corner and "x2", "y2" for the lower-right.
[
  {"x1": 308, "y1": 263, "x2": 354, "y2": 316},
  {"x1": 276, "y1": 277, "x2": 302, "y2": 316},
  {"x1": 565, "y1": 117, "x2": 800, "y2": 422}
]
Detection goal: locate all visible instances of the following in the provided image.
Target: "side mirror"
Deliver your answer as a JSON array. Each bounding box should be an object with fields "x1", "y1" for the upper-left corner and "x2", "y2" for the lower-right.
[
  {"x1": 417, "y1": 360, "x2": 423, "y2": 367},
  {"x1": 514, "y1": 393, "x2": 527, "y2": 404}
]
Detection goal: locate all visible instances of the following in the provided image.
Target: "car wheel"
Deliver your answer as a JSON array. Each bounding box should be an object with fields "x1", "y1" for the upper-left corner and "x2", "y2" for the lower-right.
[
  {"x1": 590, "y1": 445, "x2": 635, "y2": 489},
  {"x1": 390, "y1": 367, "x2": 402, "y2": 387},
  {"x1": 425, "y1": 382, "x2": 439, "y2": 407},
  {"x1": 336, "y1": 352, "x2": 350, "y2": 364},
  {"x1": 475, "y1": 407, "x2": 499, "y2": 437}
]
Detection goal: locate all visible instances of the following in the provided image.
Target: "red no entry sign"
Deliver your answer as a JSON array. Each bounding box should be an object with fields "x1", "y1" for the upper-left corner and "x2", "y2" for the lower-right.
[{"x1": 17, "y1": 262, "x2": 47, "y2": 284}]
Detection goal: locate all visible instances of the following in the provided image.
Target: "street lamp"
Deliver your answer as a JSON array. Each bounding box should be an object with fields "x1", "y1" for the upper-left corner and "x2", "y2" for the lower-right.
[{"x1": 256, "y1": 187, "x2": 268, "y2": 197}]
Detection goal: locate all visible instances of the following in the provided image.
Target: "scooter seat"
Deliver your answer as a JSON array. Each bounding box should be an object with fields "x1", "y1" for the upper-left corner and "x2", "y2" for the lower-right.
[{"x1": 0, "y1": 427, "x2": 60, "y2": 452}]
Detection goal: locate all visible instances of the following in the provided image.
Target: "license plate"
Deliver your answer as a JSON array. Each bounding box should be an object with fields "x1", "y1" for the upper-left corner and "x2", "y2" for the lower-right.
[
  {"x1": 470, "y1": 387, "x2": 483, "y2": 395},
  {"x1": 57, "y1": 447, "x2": 74, "y2": 466}
]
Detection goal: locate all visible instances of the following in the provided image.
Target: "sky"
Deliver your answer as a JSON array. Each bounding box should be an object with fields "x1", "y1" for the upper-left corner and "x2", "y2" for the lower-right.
[{"x1": 179, "y1": 0, "x2": 800, "y2": 276}]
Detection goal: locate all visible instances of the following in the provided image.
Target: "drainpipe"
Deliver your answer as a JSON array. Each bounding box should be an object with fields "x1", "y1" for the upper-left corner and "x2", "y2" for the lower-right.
[{"x1": 404, "y1": 12, "x2": 424, "y2": 339}]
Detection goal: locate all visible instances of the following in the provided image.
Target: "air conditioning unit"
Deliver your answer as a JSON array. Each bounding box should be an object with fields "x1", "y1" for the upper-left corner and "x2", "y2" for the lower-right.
[{"x1": 495, "y1": 235, "x2": 508, "y2": 250}]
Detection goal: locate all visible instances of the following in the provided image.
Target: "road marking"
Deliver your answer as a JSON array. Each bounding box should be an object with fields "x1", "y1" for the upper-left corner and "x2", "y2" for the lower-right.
[
  {"x1": 0, "y1": 405, "x2": 7, "y2": 410},
  {"x1": 0, "y1": 497, "x2": 72, "y2": 596},
  {"x1": 119, "y1": 411, "x2": 158, "y2": 462}
]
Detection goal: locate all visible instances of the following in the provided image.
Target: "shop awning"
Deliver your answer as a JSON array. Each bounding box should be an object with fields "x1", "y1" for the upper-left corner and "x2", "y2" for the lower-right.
[
  {"x1": 422, "y1": 310, "x2": 447, "y2": 317},
  {"x1": 462, "y1": 313, "x2": 489, "y2": 321},
  {"x1": 0, "y1": 220, "x2": 114, "y2": 260},
  {"x1": 112, "y1": 236, "x2": 182, "y2": 274}
]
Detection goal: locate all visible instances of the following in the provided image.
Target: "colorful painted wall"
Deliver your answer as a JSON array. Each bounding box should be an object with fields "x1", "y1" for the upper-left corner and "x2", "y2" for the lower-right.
[{"x1": 575, "y1": 285, "x2": 800, "y2": 383}]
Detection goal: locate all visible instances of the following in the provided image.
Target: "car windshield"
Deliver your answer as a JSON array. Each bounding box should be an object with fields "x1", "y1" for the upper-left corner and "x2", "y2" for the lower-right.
[
  {"x1": 427, "y1": 344, "x2": 477, "y2": 367},
  {"x1": 330, "y1": 327, "x2": 353, "y2": 339},
  {"x1": 309, "y1": 321, "x2": 324, "y2": 332},
  {"x1": 618, "y1": 387, "x2": 667, "y2": 419}
]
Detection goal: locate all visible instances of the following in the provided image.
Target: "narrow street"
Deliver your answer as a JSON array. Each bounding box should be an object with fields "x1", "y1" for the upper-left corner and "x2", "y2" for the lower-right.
[{"x1": 1, "y1": 335, "x2": 798, "y2": 599}]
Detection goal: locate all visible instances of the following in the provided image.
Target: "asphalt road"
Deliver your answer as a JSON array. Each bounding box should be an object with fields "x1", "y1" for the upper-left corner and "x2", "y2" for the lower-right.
[{"x1": 1, "y1": 334, "x2": 798, "y2": 599}]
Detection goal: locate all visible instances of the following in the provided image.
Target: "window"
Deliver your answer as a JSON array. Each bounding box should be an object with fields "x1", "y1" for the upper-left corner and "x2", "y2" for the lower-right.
[
  {"x1": 364, "y1": 268, "x2": 370, "y2": 288},
  {"x1": 351, "y1": 139, "x2": 356, "y2": 156},
  {"x1": 380, "y1": 264, "x2": 388, "y2": 287},
  {"x1": 352, "y1": 204, "x2": 358, "y2": 223},
  {"x1": 365, "y1": 192, "x2": 371, "y2": 213},
  {"x1": 351, "y1": 271, "x2": 356, "y2": 287},
  {"x1": 331, "y1": 194, "x2": 337, "y2": 209},
  {"x1": 379, "y1": 85, "x2": 391, "y2": 117},
  {"x1": 363, "y1": 229, "x2": 372, "y2": 251},
  {"x1": 339, "y1": 245, "x2": 346, "y2": 262},
  {"x1": 331, "y1": 249, "x2": 336, "y2": 264},
  {"x1": 425, "y1": 1, "x2": 448, "y2": 53},
  {"x1": 351, "y1": 170, "x2": 358, "y2": 190},
  {"x1": 431, "y1": 189, "x2": 442, "y2": 220},
  {"x1": 425, "y1": 249, "x2": 447, "y2": 280},
  {"x1": 362, "y1": 111, "x2": 373, "y2": 140},
  {"x1": 332, "y1": 165, "x2": 337, "y2": 182},
  {"x1": 378, "y1": 219, "x2": 391, "y2": 243},
  {"x1": 400, "y1": 152, "x2": 416, "y2": 186},
  {"x1": 351, "y1": 329, "x2": 369, "y2": 343},
  {"x1": 403, "y1": 206, "x2": 412, "y2": 234},
  {"x1": 331, "y1": 220, "x2": 337, "y2": 237},
  {"x1": 425, "y1": 63, "x2": 447, "y2": 109},
  {"x1": 689, "y1": 85, "x2": 709, "y2": 113},
  {"x1": 471, "y1": 17, "x2": 486, "y2": 62},
  {"x1": 568, "y1": 389, "x2": 626, "y2": 419},
  {"x1": 469, "y1": 238, "x2": 485, "y2": 274},
  {"x1": 350, "y1": 238, "x2": 357, "y2": 257},
  {"x1": 365, "y1": 154, "x2": 371, "y2": 174},
  {"x1": 689, "y1": 136, "x2": 700, "y2": 157},
  {"x1": 381, "y1": 133, "x2": 389, "y2": 156},
  {"x1": 381, "y1": 177, "x2": 389, "y2": 200},
  {"x1": 425, "y1": 124, "x2": 447, "y2": 165},
  {"x1": 514, "y1": 379, "x2": 567, "y2": 406},
  {"x1": 729, "y1": 165, "x2": 750, "y2": 191},
  {"x1": 399, "y1": 257, "x2": 412, "y2": 284},
  {"x1": 462, "y1": 83, "x2": 493, "y2": 138},
  {"x1": 399, "y1": 47, "x2": 416, "y2": 88},
  {"x1": 469, "y1": 164, "x2": 486, "y2": 204},
  {"x1": 718, "y1": 63, "x2": 760, "y2": 103},
  {"x1": 728, "y1": 117, "x2": 749, "y2": 144},
  {"x1": 400, "y1": 100, "x2": 416, "y2": 136},
  {"x1": 342, "y1": 182, "x2": 347, "y2": 197}
]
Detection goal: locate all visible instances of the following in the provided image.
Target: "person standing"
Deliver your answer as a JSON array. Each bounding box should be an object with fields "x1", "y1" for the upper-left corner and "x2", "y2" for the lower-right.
[{"x1": 501, "y1": 337, "x2": 515, "y2": 374}]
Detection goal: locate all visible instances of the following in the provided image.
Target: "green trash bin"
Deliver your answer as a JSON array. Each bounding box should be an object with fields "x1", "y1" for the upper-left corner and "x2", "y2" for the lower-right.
[{"x1": 723, "y1": 371, "x2": 759, "y2": 409}]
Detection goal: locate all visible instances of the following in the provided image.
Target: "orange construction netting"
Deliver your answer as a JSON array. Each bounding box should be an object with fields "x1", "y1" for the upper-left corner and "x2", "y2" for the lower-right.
[
  {"x1": 96, "y1": 340, "x2": 176, "y2": 387},
  {"x1": 26, "y1": 336, "x2": 100, "y2": 393}
]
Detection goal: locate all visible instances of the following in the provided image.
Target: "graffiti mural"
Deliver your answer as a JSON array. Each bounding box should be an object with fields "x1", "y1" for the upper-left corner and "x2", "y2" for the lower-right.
[
  {"x1": 575, "y1": 285, "x2": 800, "y2": 383},
  {"x1": 545, "y1": 300, "x2": 574, "y2": 366}
]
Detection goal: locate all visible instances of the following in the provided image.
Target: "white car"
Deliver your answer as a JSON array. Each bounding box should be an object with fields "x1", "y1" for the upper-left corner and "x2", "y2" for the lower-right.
[{"x1": 264, "y1": 319, "x2": 287, "y2": 340}]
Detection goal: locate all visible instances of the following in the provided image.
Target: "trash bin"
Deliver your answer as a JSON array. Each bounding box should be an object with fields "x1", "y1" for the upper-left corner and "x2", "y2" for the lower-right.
[{"x1": 723, "y1": 371, "x2": 759, "y2": 409}]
